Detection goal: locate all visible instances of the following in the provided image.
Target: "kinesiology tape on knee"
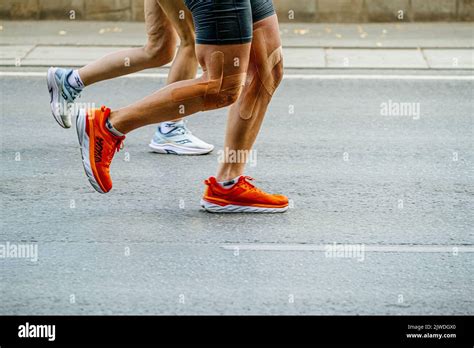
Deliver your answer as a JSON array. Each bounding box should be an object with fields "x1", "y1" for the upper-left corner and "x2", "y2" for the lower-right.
[
  {"x1": 171, "y1": 51, "x2": 246, "y2": 110},
  {"x1": 239, "y1": 28, "x2": 283, "y2": 120}
]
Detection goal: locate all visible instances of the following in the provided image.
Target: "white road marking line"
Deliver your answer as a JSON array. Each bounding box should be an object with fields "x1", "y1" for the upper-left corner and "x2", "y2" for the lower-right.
[
  {"x1": 0, "y1": 71, "x2": 473, "y2": 80},
  {"x1": 221, "y1": 244, "x2": 474, "y2": 253},
  {"x1": 283, "y1": 74, "x2": 474, "y2": 80}
]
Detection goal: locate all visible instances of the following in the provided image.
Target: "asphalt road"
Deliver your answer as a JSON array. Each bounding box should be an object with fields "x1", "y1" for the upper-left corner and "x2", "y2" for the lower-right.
[{"x1": 1, "y1": 70, "x2": 473, "y2": 314}]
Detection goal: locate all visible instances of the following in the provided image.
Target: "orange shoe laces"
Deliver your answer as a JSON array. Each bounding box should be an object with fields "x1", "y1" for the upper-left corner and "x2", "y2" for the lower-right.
[
  {"x1": 107, "y1": 139, "x2": 124, "y2": 164},
  {"x1": 100, "y1": 105, "x2": 125, "y2": 164},
  {"x1": 239, "y1": 176, "x2": 268, "y2": 194},
  {"x1": 204, "y1": 176, "x2": 264, "y2": 193},
  {"x1": 116, "y1": 140, "x2": 124, "y2": 152},
  {"x1": 240, "y1": 176, "x2": 255, "y2": 189}
]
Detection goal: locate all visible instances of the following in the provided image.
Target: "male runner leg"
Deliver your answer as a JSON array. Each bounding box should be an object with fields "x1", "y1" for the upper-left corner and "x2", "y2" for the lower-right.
[
  {"x1": 201, "y1": 7, "x2": 285, "y2": 212},
  {"x1": 47, "y1": 0, "x2": 213, "y2": 155},
  {"x1": 75, "y1": 0, "x2": 288, "y2": 212}
]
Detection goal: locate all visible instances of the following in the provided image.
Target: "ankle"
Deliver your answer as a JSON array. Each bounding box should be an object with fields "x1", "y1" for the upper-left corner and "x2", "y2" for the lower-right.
[
  {"x1": 216, "y1": 167, "x2": 244, "y2": 182},
  {"x1": 105, "y1": 116, "x2": 125, "y2": 137},
  {"x1": 108, "y1": 111, "x2": 127, "y2": 135},
  {"x1": 67, "y1": 69, "x2": 85, "y2": 90}
]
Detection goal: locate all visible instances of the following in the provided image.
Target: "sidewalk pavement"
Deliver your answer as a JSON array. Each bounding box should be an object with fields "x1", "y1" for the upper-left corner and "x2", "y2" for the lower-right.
[{"x1": 1, "y1": 21, "x2": 473, "y2": 69}]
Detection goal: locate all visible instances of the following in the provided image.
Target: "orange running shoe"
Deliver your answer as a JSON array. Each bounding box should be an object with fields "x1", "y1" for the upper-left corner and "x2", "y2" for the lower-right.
[
  {"x1": 201, "y1": 176, "x2": 289, "y2": 213},
  {"x1": 75, "y1": 106, "x2": 125, "y2": 193}
]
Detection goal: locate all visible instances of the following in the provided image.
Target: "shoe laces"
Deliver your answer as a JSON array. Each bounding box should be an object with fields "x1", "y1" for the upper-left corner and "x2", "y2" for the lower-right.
[
  {"x1": 116, "y1": 139, "x2": 124, "y2": 152},
  {"x1": 99, "y1": 105, "x2": 124, "y2": 164},
  {"x1": 204, "y1": 176, "x2": 267, "y2": 197},
  {"x1": 169, "y1": 122, "x2": 191, "y2": 136},
  {"x1": 235, "y1": 177, "x2": 268, "y2": 196},
  {"x1": 67, "y1": 86, "x2": 81, "y2": 100},
  {"x1": 210, "y1": 176, "x2": 261, "y2": 192},
  {"x1": 240, "y1": 176, "x2": 260, "y2": 192},
  {"x1": 104, "y1": 138, "x2": 124, "y2": 165},
  {"x1": 61, "y1": 73, "x2": 81, "y2": 101}
]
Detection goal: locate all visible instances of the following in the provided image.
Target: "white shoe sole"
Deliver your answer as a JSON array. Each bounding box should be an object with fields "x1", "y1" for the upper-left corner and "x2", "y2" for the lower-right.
[
  {"x1": 149, "y1": 140, "x2": 213, "y2": 155},
  {"x1": 47, "y1": 67, "x2": 71, "y2": 129},
  {"x1": 200, "y1": 199, "x2": 288, "y2": 213},
  {"x1": 75, "y1": 109, "x2": 105, "y2": 194}
]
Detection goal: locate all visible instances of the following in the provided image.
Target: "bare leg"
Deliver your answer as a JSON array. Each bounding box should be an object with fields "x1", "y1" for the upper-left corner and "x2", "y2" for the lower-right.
[
  {"x1": 109, "y1": 43, "x2": 251, "y2": 134},
  {"x1": 157, "y1": 0, "x2": 198, "y2": 122},
  {"x1": 78, "y1": 0, "x2": 177, "y2": 86},
  {"x1": 216, "y1": 15, "x2": 283, "y2": 181}
]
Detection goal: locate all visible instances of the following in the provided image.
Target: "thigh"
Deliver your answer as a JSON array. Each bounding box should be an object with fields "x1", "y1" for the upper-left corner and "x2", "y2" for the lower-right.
[
  {"x1": 237, "y1": 14, "x2": 282, "y2": 119},
  {"x1": 144, "y1": 0, "x2": 175, "y2": 41},
  {"x1": 158, "y1": 0, "x2": 195, "y2": 42},
  {"x1": 251, "y1": 12, "x2": 281, "y2": 57}
]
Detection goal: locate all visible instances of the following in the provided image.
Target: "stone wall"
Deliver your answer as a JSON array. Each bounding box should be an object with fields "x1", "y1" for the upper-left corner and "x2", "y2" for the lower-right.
[{"x1": 0, "y1": 0, "x2": 472, "y2": 21}]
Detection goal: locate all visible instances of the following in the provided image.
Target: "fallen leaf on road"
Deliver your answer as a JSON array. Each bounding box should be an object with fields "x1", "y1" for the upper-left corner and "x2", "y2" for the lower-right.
[
  {"x1": 99, "y1": 27, "x2": 122, "y2": 34},
  {"x1": 58, "y1": 30, "x2": 67, "y2": 35},
  {"x1": 293, "y1": 29, "x2": 309, "y2": 35}
]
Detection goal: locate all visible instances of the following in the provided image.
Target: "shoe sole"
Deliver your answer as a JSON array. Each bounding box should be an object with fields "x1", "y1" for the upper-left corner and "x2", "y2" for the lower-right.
[
  {"x1": 76, "y1": 109, "x2": 106, "y2": 194},
  {"x1": 47, "y1": 67, "x2": 71, "y2": 129},
  {"x1": 200, "y1": 199, "x2": 288, "y2": 213},
  {"x1": 149, "y1": 141, "x2": 213, "y2": 155}
]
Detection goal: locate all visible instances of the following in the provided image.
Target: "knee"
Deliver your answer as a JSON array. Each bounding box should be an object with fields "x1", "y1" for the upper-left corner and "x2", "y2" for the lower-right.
[
  {"x1": 273, "y1": 56, "x2": 284, "y2": 90},
  {"x1": 170, "y1": 51, "x2": 246, "y2": 110},
  {"x1": 201, "y1": 51, "x2": 246, "y2": 109},
  {"x1": 249, "y1": 46, "x2": 284, "y2": 98},
  {"x1": 144, "y1": 32, "x2": 177, "y2": 67},
  {"x1": 170, "y1": 71, "x2": 245, "y2": 110},
  {"x1": 226, "y1": 80, "x2": 245, "y2": 106},
  {"x1": 226, "y1": 87, "x2": 243, "y2": 106},
  {"x1": 261, "y1": 47, "x2": 284, "y2": 96},
  {"x1": 206, "y1": 72, "x2": 246, "y2": 109}
]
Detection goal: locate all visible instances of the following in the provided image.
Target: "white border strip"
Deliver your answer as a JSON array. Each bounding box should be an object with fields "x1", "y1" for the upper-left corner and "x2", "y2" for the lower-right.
[
  {"x1": 221, "y1": 244, "x2": 474, "y2": 253},
  {"x1": 0, "y1": 71, "x2": 473, "y2": 81},
  {"x1": 283, "y1": 74, "x2": 474, "y2": 80}
]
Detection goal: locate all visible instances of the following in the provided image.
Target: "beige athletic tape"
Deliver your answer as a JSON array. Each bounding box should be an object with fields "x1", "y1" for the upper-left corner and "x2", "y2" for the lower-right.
[
  {"x1": 260, "y1": 46, "x2": 282, "y2": 95},
  {"x1": 171, "y1": 51, "x2": 246, "y2": 110},
  {"x1": 240, "y1": 28, "x2": 283, "y2": 120}
]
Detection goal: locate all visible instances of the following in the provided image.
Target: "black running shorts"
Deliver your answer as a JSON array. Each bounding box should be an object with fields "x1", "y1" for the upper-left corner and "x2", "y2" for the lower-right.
[{"x1": 184, "y1": 0, "x2": 275, "y2": 45}]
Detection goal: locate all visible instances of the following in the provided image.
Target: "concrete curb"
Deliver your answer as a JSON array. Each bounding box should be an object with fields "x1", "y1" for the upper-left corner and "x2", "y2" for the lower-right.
[
  {"x1": 1, "y1": 21, "x2": 472, "y2": 70},
  {"x1": 1, "y1": 45, "x2": 473, "y2": 70}
]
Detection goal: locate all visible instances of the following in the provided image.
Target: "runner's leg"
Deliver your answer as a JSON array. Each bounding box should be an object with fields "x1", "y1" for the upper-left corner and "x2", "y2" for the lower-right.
[
  {"x1": 47, "y1": 0, "x2": 177, "y2": 128},
  {"x1": 108, "y1": 42, "x2": 250, "y2": 133},
  {"x1": 217, "y1": 13, "x2": 283, "y2": 180},
  {"x1": 199, "y1": 1, "x2": 288, "y2": 213},
  {"x1": 148, "y1": 0, "x2": 214, "y2": 155},
  {"x1": 158, "y1": 0, "x2": 197, "y2": 86},
  {"x1": 74, "y1": 0, "x2": 288, "y2": 211},
  {"x1": 75, "y1": 0, "x2": 252, "y2": 192},
  {"x1": 78, "y1": 0, "x2": 177, "y2": 86}
]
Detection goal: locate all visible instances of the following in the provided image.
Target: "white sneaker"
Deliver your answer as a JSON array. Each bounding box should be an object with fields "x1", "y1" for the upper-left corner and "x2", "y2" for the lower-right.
[
  {"x1": 47, "y1": 67, "x2": 82, "y2": 128},
  {"x1": 149, "y1": 121, "x2": 214, "y2": 155}
]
